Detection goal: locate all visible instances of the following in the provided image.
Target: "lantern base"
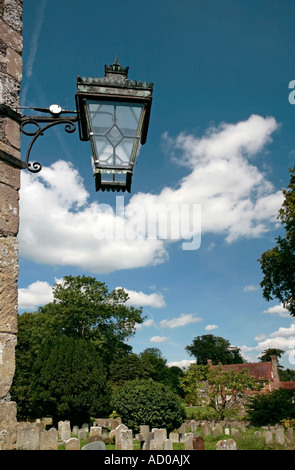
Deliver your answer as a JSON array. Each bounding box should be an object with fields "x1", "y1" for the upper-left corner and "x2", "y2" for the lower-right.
[{"x1": 94, "y1": 170, "x2": 132, "y2": 192}]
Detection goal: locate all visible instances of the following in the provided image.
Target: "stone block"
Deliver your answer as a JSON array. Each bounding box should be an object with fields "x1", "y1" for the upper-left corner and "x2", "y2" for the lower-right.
[
  {"x1": 2, "y1": 0, "x2": 23, "y2": 33},
  {"x1": 4, "y1": 115, "x2": 21, "y2": 149},
  {"x1": 0, "y1": 332, "x2": 17, "y2": 398},
  {"x1": 0, "y1": 182, "x2": 19, "y2": 235},
  {"x1": 0, "y1": 275, "x2": 18, "y2": 333},
  {"x1": 0, "y1": 159, "x2": 21, "y2": 189},
  {"x1": 0, "y1": 401, "x2": 17, "y2": 450}
]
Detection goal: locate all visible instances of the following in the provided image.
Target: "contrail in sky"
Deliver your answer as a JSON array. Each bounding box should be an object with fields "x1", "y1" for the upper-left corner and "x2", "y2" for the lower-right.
[{"x1": 21, "y1": 0, "x2": 47, "y2": 104}]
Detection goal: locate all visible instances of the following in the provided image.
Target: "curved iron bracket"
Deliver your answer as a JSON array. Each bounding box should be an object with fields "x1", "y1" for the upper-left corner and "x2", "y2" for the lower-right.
[
  {"x1": 0, "y1": 104, "x2": 78, "y2": 172},
  {"x1": 21, "y1": 114, "x2": 77, "y2": 173}
]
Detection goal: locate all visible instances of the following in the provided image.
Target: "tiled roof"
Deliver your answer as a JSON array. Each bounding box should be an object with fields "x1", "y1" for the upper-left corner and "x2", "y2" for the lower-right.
[
  {"x1": 279, "y1": 381, "x2": 295, "y2": 389},
  {"x1": 210, "y1": 362, "x2": 273, "y2": 381}
]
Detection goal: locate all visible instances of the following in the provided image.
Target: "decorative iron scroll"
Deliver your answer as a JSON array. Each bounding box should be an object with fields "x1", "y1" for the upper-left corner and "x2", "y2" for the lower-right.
[
  {"x1": 21, "y1": 115, "x2": 78, "y2": 173},
  {"x1": 0, "y1": 104, "x2": 78, "y2": 172}
]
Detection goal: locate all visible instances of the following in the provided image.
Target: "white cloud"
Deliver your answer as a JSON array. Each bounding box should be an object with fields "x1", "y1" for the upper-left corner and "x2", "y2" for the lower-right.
[
  {"x1": 19, "y1": 161, "x2": 168, "y2": 274},
  {"x1": 255, "y1": 336, "x2": 295, "y2": 352},
  {"x1": 168, "y1": 359, "x2": 195, "y2": 369},
  {"x1": 254, "y1": 333, "x2": 267, "y2": 341},
  {"x1": 150, "y1": 336, "x2": 169, "y2": 343},
  {"x1": 19, "y1": 115, "x2": 283, "y2": 273},
  {"x1": 243, "y1": 285, "x2": 258, "y2": 292},
  {"x1": 160, "y1": 313, "x2": 202, "y2": 329},
  {"x1": 116, "y1": 287, "x2": 166, "y2": 308},
  {"x1": 242, "y1": 322, "x2": 295, "y2": 365},
  {"x1": 270, "y1": 323, "x2": 295, "y2": 338},
  {"x1": 262, "y1": 304, "x2": 290, "y2": 318},
  {"x1": 159, "y1": 114, "x2": 283, "y2": 243},
  {"x1": 143, "y1": 319, "x2": 156, "y2": 328},
  {"x1": 18, "y1": 280, "x2": 53, "y2": 310},
  {"x1": 205, "y1": 324, "x2": 219, "y2": 331}
]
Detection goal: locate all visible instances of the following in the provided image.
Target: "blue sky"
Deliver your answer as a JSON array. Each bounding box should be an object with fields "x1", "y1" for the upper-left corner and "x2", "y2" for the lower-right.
[{"x1": 18, "y1": 0, "x2": 295, "y2": 369}]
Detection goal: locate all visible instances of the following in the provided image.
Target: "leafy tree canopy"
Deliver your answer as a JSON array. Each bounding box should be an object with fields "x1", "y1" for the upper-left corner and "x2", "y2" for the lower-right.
[
  {"x1": 110, "y1": 378, "x2": 186, "y2": 433},
  {"x1": 180, "y1": 363, "x2": 259, "y2": 419},
  {"x1": 246, "y1": 388, "x2": 295, "y2": 426},
  {"x1": 28, "y1": 275, "x2": 144, "y2": 361},
  {"x1": 31, "y1": 336, "x2": 110, "y2": 425},
  {"x1": 185, "y1": 334, "x2": 244, "y2": 365},
  {"x1": 258, "y1": 348, "x2": 284, "y2": 362},
  {"x1": 258, "y1": 166, "x2": 295, "y2": 316}
]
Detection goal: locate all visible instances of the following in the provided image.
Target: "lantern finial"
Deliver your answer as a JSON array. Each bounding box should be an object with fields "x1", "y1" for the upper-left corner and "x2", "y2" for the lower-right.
[{"x1": 104, "y1": 57, "x2": 129, "y2": 78}]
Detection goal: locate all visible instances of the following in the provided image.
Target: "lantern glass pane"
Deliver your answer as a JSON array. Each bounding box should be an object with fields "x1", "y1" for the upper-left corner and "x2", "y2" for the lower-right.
[{"x1": 86, "y1": 100, "x2": 145, "y2": 168}]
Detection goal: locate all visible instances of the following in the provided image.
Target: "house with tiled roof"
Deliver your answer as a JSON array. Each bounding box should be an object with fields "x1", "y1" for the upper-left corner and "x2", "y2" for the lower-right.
[{"x1": 207, "y1": 356, "x2": 295, "y2": 393}]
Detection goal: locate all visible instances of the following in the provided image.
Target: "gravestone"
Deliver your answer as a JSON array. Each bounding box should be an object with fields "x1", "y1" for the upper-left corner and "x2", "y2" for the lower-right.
[
  {"x1": 178, "y1": 423, "x2": 186, "y2": 436},
  {"x1": 82, "y1": 441, "x2": 106, "y2": 450},
  {"x1": 16, "y1": 422, "x2": 43, "y2": 450},
  {"x1": 275, "y1": 427, "x2": 285, "y2": 445},
  {"x1": 231, "y1": 428, "x2": 241, "y2": 439},
  {"x1": 213, "y1": 426, "x2": 221, "y2": 438},
  {"x1": 90, "y1": 426, "x2": 102, "y2": 438},
  {"x1": 78, "y1": 429, "x2": 87, "y2": 441},
  {"x1": 58, "y1": 420, "x2": 70, "y2": 438},
  {"x1": 152, "y1": 429, "x2": 166, "y2": 448},
  {"x1": 286, "y1": 428, "x2": 294, "y2": 444},
  {"x1": 61, "y1": 430, "x2": 71, "y2": 442},
  {"x1": 193, "y1": 435, "x2": 205, "y2": 450},
  {"x1": 66, "y1": 438, "x2": 80, "y2": 450},
  {"x1": 190, "y1": 420, "x2": 198, "y2": 432},
  {"x1": 138, "y1": 431, "x2": 154, "y2": 450},
  {"x1": 265, "y1": 430, "x2": 273, "y2": 444},
  {"x1": 140, "y1": 425, "x2": 150, "y2": 435},
  {"x1": 117, "y1": 429, "x2": 133, "y2": 450},
  {"x1": 201, "y1": 422, "x2": 211, "y2": 436},
  {"x1": 183, "y1": 433, "x2": 195, "y2": 450},
  {"x1": 152, "y1": 428, "x2": 167, "y2": 440},
  {"x1": 216, "y1": 439, "x2": 237, "y2": 450},
  {"x1": 169, "y1": 432, "x2": 179, "y2": 442},
  {"x1": 164, "y1": 438, "x2": 173, "y2": 450},
  {"x1": 40, "y1": 428, "x2": 58, "y2": 450}
]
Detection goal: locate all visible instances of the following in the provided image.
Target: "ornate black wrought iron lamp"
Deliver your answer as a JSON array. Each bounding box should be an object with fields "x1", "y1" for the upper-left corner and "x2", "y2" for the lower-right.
[{"x1": 0, "y1": 59, "x2": 153, "y2": 193}]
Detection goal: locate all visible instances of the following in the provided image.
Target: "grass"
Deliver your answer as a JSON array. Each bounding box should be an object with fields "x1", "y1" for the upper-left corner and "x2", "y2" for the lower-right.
[{"x1": 57, "y1": 424, "x2": 295, "y2": 451}]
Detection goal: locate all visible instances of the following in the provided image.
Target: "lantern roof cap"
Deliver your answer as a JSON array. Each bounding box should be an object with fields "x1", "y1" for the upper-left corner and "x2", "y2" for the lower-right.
[{"x1": 76, "y1": 57, "x2": 154, "y2": 91}]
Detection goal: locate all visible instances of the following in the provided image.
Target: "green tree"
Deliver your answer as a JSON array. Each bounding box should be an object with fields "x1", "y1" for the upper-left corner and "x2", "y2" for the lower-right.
[
  {"x1": 139, "y1": 348, "x2": 170, "y2": 384},
  {"x1": 258, "y1": 348, "x2": 284, "y2": 362},
  {"x1": 11, "y1": 311, "x2": 45, "y2": 419},
  {"x1": 108, "y1": 349, "x2": 185, "y2": 397},
  {"x1": 258, "y1": 166, "x2": 295, "y2": 316},
  {"x1": 246, "y1": 388, "x2": 295, "y2": 426},
  {"x1": 40, "y1": 276, "x2": 144, "y2": 351},
  {"x1": 108, "y1": 353, "x2": 152, "y2": 391},
  {"x1": 180, "y1": 363, "x2": 259, "y2": 419},
  {"x1": 11, "y1": 275, "x2": 145, "y2": 419},
  {"x1": 185, "y1": 334, "x2": 244, "y2": 365},
  {"x1": 31, "y1": 336, "x2": 110, "y2": 425},
  {"x1": 110, "y1": 378, "x2": 186, "y2": 433}
]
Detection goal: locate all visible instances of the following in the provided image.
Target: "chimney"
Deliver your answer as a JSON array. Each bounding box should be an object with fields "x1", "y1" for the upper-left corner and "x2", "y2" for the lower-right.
[{"x1": 270, "y1": 355, "x2": 280, "y2": 389}]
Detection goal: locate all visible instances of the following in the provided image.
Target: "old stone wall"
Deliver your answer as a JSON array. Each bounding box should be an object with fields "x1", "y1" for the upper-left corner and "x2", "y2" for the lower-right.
[{"x1": 0, "y1": 0, "x2": 23, "y2": 450}]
